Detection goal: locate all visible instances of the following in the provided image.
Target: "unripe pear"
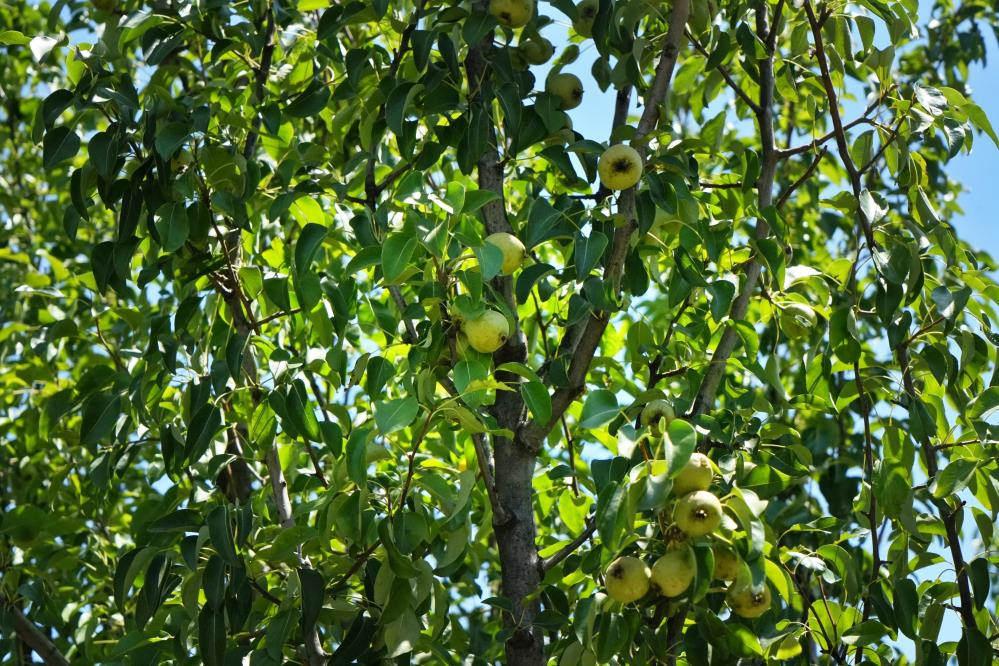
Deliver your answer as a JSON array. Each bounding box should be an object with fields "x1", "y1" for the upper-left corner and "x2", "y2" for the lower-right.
[
  {"x1": 484, "y1": 232, "x2": 527, "y2": 275},
  {"x1": 518, "y1": 37, "x2": 554, "y2": 65},
  {"x1": 546, "y1": 73, "x2": 584, "y2": 110},
  {"x1": 727, "y1": 580, "x2": 772, "y2": 618},
  {"x1": 712, "y1": 544, "x2": 740, "y2": 581},
  {"x1": 489, "y1": 0, "x2": 534, "y2": 28},
  {"x1": 650, "y1": 548, "x2": 696, "y2": 597},
  {"x1": 604, "y1": 556, "x2": 651, "y2": 604},
  {"x1": 640, "y1": 399, "x2": 675, "y2": 437},
  {"x1": 598, "y1": 144, "x2": 643, "y2": 190},
  {"x1": 573, "y1": 0, "x2": 599, "y2": 37},
  {"x1": 672, "y1": 452, "x2": 713, "y2": 496},
  {"x1": 462, "y1": 310, "x2": 510, "y2": 353},
  {"x1": 779, "y1": 303, "x2": 817, "y2": 339},
  {"x1": 674, "y1": 490, "x2": 723, "y2": 538}
]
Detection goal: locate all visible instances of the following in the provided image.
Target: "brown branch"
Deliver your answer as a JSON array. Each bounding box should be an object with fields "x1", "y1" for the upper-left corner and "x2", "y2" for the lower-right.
[
  {"x1": 852, "y1": 360, "x2": 880, "y2": 646},
  {"x1": 257, "y1": 307, "x2": 302, "y2": 326},
  {"x1": 541, "y1": 518, "x2": 596, "y2": 572},
  {"x1": 896, "y1": 344, "x2": 976, "y2": 628},
  {"x1": 1, "y1": 599, "x2": 70, "y2": 666},
  {"x1": 689, "y1": 1, "x2": 778, "y2": 420},
  {"x1": 526, "y1": 0, "x2": 692, "y2": 449},
  {"x1": 242, "y1": 5, "x2": 276, "y2": 160},
  {"x1": 803, "y1": 0, "x2": 876, "y2": 250},
  {"x1": 686, "y1": 30, "x2": 762, "y2": 115},
  {"x1": 775, "y1": 147, "x2": 828, "y2": 209}
]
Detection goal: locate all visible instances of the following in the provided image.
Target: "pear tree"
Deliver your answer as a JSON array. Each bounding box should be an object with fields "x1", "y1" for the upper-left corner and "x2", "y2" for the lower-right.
[{"x1": 2, "y1": 0, "x2": 999, "y2": 664}]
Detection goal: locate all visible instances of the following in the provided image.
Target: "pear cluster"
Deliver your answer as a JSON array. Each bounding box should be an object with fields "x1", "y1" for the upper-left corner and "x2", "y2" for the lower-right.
[
  {"x1": 457, "y1": 233, "x2": 527, "y2": 354},
  {"x1": 602, "y1": 448, "x2": 773, "y2": 620}
]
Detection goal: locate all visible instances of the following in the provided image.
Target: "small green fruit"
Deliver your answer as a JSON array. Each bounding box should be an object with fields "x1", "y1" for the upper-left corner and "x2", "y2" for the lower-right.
[
  {"x1": 712, "y1": 544, "x2": 740, "y2": 581},
  {"x1": 462, "y1": 310, "x2": 510, "y2": 353},
  {"x1": 604, "y1": 556, "x2": 651, "y2": 604},
  {"x1": 598, "y1": 144, "x2": 643, "y2": 190},
  {"x1": 674, "y1": 490, "x2": 723, "y2": 538},
  {"x1": 489, "y1": 0, "x2": 534, "y2": 28},
  {"x1": 779, "y1": 303, "x2": 817, "y2": 339},
  {"x1": 640, "y1": 399, "x2": 675, "y2": 437},
  {"x1": 672, "y1": 452, "x2": 713, "y2": 496},
  {"x1": 546, "y1": 73, "x2": 584, "y2": 110},
  {"x1": 484, "y1": 232, "x2": 527, "y2": 275},
  {"x1": 650, "y1": 547, "x2": 696, "y2": 597},
  {"x1": 727, "y1": 580, "x2": 772, "y2": 618},
  {"x1": 518, "y1": 37, "x2": 554, "y2": 65},
  {"x1": 573, "y1": 0, "x2": 599, "y2": 37}
]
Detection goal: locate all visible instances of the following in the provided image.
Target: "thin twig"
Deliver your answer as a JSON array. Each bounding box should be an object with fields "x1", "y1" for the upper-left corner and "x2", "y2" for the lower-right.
[
  {"x1": 541, "y1": 518, "x2": 596, "y2": 572},
  {"x1": 686, "y1": 30, "x2": 762, "y2": 115}
]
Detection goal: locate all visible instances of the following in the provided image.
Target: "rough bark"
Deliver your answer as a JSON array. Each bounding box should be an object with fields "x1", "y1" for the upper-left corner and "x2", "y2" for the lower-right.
[{"x1": 2, "y1": 601, "x2": 70, "y2": 666}]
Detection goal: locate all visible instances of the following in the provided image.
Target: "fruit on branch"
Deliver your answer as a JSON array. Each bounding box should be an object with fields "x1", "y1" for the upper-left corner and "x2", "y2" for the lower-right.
[
  {"x1": 598, "y1": 144, "x2": 643, "y2": 190},
  {"x1": 485, "y1": 232, "x2": 527, "y2": 275},
  {"x1": 778, "y1": 302, "x2": 817, "y2": 339},
  {"x1": 462, "y1": 310, "x2": 510, "y2": 353},
  {"x1": 674, "y1": 490, "x2": 723, "y2": 538},
  {"x1": 651, "y1": 547, "x2": 696, "y2": 597},
  {"x1": 727, "y1": 580, "x2": 772, "y2": 618},
  {"x1": 546, "y1": 73, "x2": 584, "y2": 110},
  {"x1": 518, "y1": 36, "x2": 554, "y2": 64},
  {"x1": 573, "y1": 0, "x2": 599, "y2": 37},
  {"x1": 672, "y1": 452, "x2": 713, "y2": 496},
  {"x1": 489, "y1": 0, "x2": 534, "y2": 28},
  {"x1": 712, "y1": 544, "x2": 740, "y2": 581},
  {"x1": 604, "y1": 556, "x2": 651, "y2": 603},
  {"x1": 640, "y1": 398, "x2": 675, "y2": 437}
]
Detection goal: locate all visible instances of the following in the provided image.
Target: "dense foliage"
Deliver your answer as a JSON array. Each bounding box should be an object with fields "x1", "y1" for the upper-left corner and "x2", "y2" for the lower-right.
[{"x1": 2, "y1": 0, "x2": 998, "y2": 664}]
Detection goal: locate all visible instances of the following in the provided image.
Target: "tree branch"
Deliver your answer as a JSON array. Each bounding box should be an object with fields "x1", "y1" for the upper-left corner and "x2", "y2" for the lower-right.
[
  {"x1": 541, "y1": 518, "x2": 596, "y2": 572},
  {"x1": 526, "y1": 0, "x2": 692, "y2": 448},
  {"x1": 1, "y1": 600, "x2": 70, "y2": 666},
  {"x1": 686, "y1": 30, "x2": 762, "y2": 115},
  {"x1": 242, "y1": 5, "x2": 276, "y2": 160}
]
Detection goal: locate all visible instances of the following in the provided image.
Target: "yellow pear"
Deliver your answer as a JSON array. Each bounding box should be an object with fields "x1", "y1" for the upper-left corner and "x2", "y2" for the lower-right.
[
  {"x1": 727, "y1": 580, "x2": 772, "y2": 618},
  {"x1": 712, "y1": 544, "x2": 740, "y2": 581},
  {"x1": 640, "y1": 399, "x2": 675, "y2": 437},
  {"x1": 604, "y1": 556, "x2": 651, "y2": 604},
  {"x1": 650, "y1": 547, "x2": 696, "y2": 597},
  {"x1": 546, "y1": 73, "x2": 584, "y2": 110},
  {"x1": 573, "y1": 0, "x2": 599, "y2": 37},
  {"x1": 484, "y1": 232, "x2": 527, "y2": 275},
  {"x1": 598, "y1": 144, "x2": 643, "y2": 190},
  {"x1": 672, "y1": 452, "x2": 713, "y2": 496},
  {"x1": 462, "y1": 310, "x2": 509, "y2": 353},
  {"x1": 674, "y1": 490, "x2": 723, "y2": 538},
  {"x1": 489, "y1": 0, "x2": 534, "y2": 28}
]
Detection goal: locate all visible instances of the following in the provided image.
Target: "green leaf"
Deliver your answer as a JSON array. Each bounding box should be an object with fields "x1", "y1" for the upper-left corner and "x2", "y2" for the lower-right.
[
  {"x1": 930, "y1": 458, "x2": 977, "y2": 498},
  {"x1": 374, "y1": 397, "x2": 420, "y2": 434},
  {"x1": 346, "y1": 427, "x2": 369, "y2": 486},
  {"x1": 186, "y1": 404, "x2": 222, "y2": 462},
  {"x1": 521, "y1": 381, "x2": 552, "y2": 424},
  {"x1": 198, "y1": 606, "x2": 226, "y2": 666},
  {"x1": 148, "y1": 509, "x2": 202, "y2": 533},
  {"x1": 579, "y1": 389, "x2": 618, "y2": 429},
  {"x1": 87, "y1": 131, "x2": 117, "y2": 178},
  {"x1": 378, "y1": 519, "x2": 420, "y2": 578},
  {"x1": 574, "y1": 230, "x2": 608, "y2": 280},
  {"x1": 154, "y1": 202, "x2": 189, "y2": 252},
  {"x1": 966, "y1": 386, "x2": 999, "y2": 421},
  {"x1": 43, "y1": 126, "x2": 80, "y2": 168},
  {"x1": 207, "y1": 505, "x2": 240, "y2": 565},
  {"x1": 80, "y1": 393, "x2": 121, "y2": 446},
  {"x1": 663, "y1": 419, "x2": 696, "y2": 478},
  {"x1": 0, "y1": 30, "x2": 30, "y2": 45},
  {"x1": 202, "y1": 555, "x2": 226, "y2": 610},
  {"x1": 295, "y1": 222, "x2": 327, "y2": 276},
  {"x1": 155, "y1": 121, "x2": 191, "y2": 158},
  {"x1": 299, "y1": 567, "x2": 324, "y2": 631},
  {"x1": 382, "y1": 233, "x2": 417, "y2": 283}
]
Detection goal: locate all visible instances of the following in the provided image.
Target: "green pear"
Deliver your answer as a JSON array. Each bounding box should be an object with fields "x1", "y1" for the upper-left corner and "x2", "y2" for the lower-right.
[
  {"x1": 672, "y1": 452, "x2": 713, "y2": 496},
  {"x1": 640, "y1": 399, "x2": 675, "y2": 437},
  {"x1": 727, "y1": 580, "x2": 772, "y2": 618},
  {"x1": 489, "y1": 0, "x2": 534, "y2": 28},
  {"x1": 650, "y1": 547, "x2": 696, "y2": 597},
  {"x1": 546, "y1": 73, "x2": 584, "y2": 110},
  {"x1": 712, "y1": 544, "x2": 740, "y2": 581},
  {"x1": 604, "y1": 556, "x2": 651, "y2": 604},
  {"x1": 598, "y1": 144, "x2": 643, "y2": 190},
  {"x1": 484, "y1": 232, "x2": 527, "y2": 275},
  {"x1": 779, "y1": 303, "x2": 817, "y2": 339},
  {"x1": 674, "y1": 490, "x2": 723, "y2": 538},
  {"x1": 462, "y1": 310, "x2": 510, "y2": 353},
  {"x1": 573, "y1": 0, "x2": 599, "y2": 37}
]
